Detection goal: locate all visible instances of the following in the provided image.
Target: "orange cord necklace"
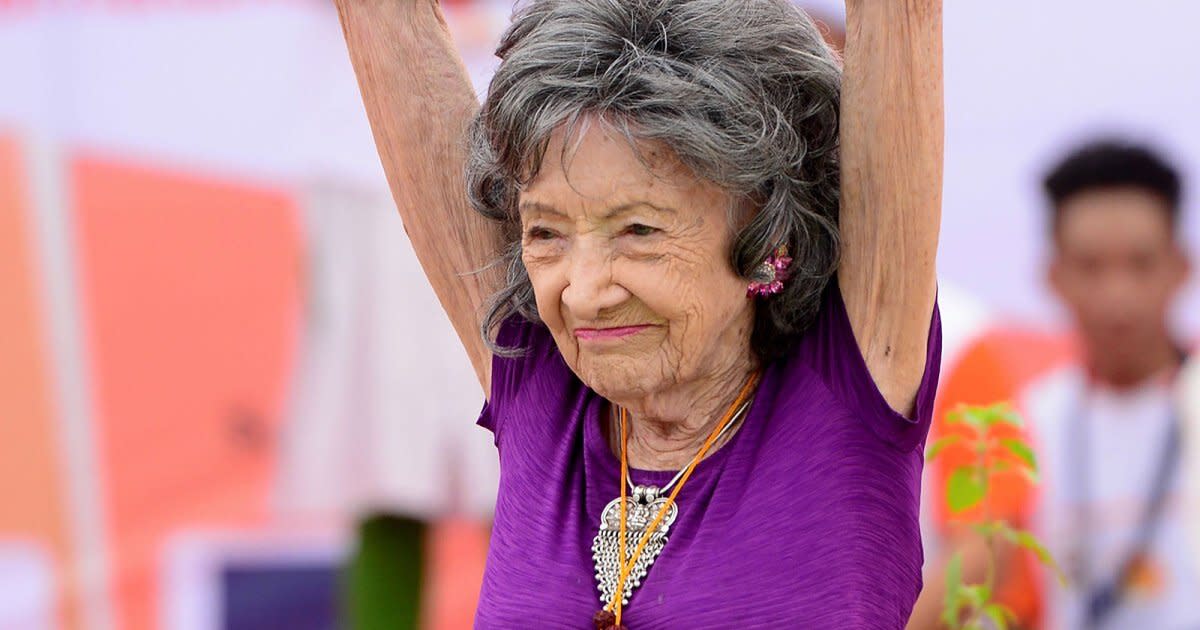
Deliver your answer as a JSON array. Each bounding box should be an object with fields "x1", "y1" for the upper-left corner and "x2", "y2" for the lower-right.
[{"x1": 593, "y1": 370, "x2": 761, "y2": 629}]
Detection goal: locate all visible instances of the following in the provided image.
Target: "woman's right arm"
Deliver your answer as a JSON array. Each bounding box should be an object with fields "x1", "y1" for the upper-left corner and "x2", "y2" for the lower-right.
[{"x1": 336, "y1": 0, "x2": 501, "y2": 394}]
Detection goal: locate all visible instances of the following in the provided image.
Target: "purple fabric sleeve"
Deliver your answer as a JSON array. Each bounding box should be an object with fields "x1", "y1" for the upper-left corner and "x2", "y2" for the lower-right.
[
  {"x1": 476, "y1": 315, "x2": 556, "y2": 441},
  {"x1": 801, "y1": 280, "x2": 943, "y2": 452}
]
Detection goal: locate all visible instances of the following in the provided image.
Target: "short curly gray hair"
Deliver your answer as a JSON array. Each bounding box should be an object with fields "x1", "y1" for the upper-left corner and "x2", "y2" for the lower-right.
[{"x1": 466, "y1": 0, "x2": 842, "y2": 362}]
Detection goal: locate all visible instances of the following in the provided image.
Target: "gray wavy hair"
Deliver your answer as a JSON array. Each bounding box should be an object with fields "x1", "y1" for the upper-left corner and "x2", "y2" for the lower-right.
[{"x1": 466, "y1": 0, "x2": 842, "y2": 362}]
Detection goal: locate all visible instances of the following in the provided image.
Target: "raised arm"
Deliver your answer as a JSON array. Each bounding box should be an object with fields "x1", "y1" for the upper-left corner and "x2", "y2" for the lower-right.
[
  {"x1": 839, "y1": 0, "x2": 944, "y2": 414},
  {"x1": 336, "y1": 0, "x2": 501, "y2": 393}
]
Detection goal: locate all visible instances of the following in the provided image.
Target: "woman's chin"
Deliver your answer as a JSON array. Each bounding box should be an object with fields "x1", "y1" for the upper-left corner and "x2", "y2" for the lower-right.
[{"x1": 571, "y1": 355, "x2": 671, "y2": 402}]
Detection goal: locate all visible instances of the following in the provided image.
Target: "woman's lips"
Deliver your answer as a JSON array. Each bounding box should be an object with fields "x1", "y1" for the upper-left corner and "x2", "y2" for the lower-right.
[{"x1": 574, "y1": 324, "x2": 654, "y2": 341}]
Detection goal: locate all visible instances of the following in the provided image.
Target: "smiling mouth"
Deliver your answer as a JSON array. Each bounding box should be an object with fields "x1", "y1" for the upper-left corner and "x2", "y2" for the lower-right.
[{"x1": 574, "y1": 325, "x2": 654, "y2": 341}]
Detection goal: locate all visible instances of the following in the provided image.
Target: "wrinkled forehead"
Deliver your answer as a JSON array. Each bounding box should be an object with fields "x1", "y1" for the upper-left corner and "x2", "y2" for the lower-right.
[
  {"x1": 529, "y1": 116, "x2": 689, "y2": 183},
  {"x1": 520, "y1": 117, "x2": 731, "y2": 215}
]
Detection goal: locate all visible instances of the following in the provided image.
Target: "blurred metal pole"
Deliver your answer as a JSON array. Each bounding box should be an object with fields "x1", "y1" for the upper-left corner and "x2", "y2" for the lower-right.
[{"x1": 27, "y1": 132, "x2": 116, "y2": 630}]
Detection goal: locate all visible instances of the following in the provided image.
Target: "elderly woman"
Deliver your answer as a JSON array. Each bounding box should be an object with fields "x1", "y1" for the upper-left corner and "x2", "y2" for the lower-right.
[{"x1": 336, "y1": 0, "x2": 942, "y2": 627}]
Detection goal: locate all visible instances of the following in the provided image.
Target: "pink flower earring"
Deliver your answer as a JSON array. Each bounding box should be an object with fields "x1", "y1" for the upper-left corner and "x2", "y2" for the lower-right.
[{"x1": 747, "y1": 246, "x2": 792, "y2": 298}]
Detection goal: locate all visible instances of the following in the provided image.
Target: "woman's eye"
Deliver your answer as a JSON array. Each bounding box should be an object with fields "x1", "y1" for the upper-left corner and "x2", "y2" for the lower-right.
[
  {"x1": 624, "y1": 224, "x2": 659, "y2": 237},
  {"x1": 525, "y1": 226, "x2": 558, "y2": 241}
]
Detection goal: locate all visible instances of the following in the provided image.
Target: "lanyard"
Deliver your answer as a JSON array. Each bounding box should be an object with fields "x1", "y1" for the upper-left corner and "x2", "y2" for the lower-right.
[{"x1": 1070, "y1": 382, "x2": 1183, "y2": 629}]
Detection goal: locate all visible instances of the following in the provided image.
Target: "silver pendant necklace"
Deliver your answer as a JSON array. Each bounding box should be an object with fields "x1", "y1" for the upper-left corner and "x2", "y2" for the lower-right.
[{"x1": 591, "y1": 401, "x2": 750, "y2": 606}]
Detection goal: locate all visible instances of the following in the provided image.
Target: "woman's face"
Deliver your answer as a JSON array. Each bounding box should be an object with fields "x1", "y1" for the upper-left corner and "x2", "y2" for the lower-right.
[{"x1": 519, "y1": 120, "x2": 755, "y2": 400}]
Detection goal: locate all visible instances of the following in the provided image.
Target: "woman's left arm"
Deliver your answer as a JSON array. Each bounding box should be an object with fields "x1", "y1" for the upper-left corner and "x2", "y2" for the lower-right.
[{"x1": 839, "y1": 0, "x2": 943, "y2": 415}]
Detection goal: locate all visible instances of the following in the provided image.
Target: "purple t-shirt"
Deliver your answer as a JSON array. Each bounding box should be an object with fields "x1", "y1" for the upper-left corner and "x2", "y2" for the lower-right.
[{"x1": 475, "y1": 281, "x2": 942, "y2": 628}]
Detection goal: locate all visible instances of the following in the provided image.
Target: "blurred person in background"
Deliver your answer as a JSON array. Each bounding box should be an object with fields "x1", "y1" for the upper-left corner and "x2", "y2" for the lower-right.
[
  {"x1": 910, "y1": 140, "x2": 1199, "y2": 629},
  {"x1": 336, "y1": 0, "x2": 943, "y2": 627}
]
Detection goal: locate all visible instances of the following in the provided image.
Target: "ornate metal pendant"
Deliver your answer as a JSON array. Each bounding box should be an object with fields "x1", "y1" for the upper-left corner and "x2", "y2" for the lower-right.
[{"x1": 591, "y1": 484, "x2": 678, "y2": 607}]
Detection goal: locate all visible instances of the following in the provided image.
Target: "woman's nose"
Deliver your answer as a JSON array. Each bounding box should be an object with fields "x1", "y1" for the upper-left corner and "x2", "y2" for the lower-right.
[{"x1": 560, "y1": 244, "x2": 628, "y2": 320}]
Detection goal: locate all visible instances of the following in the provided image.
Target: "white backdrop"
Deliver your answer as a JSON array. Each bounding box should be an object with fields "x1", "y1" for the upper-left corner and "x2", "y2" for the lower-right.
[{"x1": 940, "y1": 0, "x2": 1200, "y2": 338}]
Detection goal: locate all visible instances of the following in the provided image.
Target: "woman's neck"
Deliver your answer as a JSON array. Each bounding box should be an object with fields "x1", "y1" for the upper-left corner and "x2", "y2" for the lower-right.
[{"x1": 606, "y1": 353, "x2": 759, "y2": 471}]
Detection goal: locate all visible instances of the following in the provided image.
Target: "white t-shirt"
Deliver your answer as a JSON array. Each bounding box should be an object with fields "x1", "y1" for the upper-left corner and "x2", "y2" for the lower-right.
[{"x1": 1022, "y1": 366, "x2": 1200, "y2": 629}]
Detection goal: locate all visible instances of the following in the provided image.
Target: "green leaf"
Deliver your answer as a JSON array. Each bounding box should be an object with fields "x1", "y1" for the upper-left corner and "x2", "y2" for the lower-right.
[
  {"x1": 990, "y1": 520, "x2": 1016, "y2": 540},
  {"x1": 1000, "y1": 438, "x2": 1038, "y2": 474},
  {"x1": 960, "y1": 408, "x2": 990, "y2": 432},
  {"x1": 988, "y1": 402, "x2": 1024, "y2": 428},
  {"x1": 946, "y1": 403, "x2": 1025, "y2": 437},
  {"x1": 983, "y1": 603, "x2": 1014, "y2": 630},
  {"x1": 990, "y1": 460, "x2": 1013, "y2": 475},
  {"x1": 998, "y1": 409, "x2": 1024, "y2": 427},
  {"x1": 946, "y1": 552, "x2": 963, "y2": 594},
  {"x1": 1006, "y1": 528, "x2": 1068, "y2": 587},
  {"x1": 947, "y1": 468, "x2": 988, "y2": 513},
  {"x1": 971, "y1": 520, "x2": 1004, "y2": 539},
  {"x1": 940, "y1": 553, "x2": 964, "y2": 627},
  {"x1": 960, "y1": 583, "x2": 991, "y2": 608},
  {"x1": 946, "y1": 582, "x2": 991, "y2": 630},
  {"x1": 926, "y1": 434, "x2": 963, "y2": 461},
  {"x1": 1019, "y1": 466, "x2": 1041, "y2": 485}
]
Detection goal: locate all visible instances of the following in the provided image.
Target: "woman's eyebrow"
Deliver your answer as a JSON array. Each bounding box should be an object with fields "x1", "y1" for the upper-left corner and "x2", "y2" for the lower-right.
[
  {"x1": 518, "y1": 201, "x2": 568, "y2": 218},
  {"x1": 603, "y1": 202, "x2": 678, "y2": 219},
  {"x1": 518, "y1": 200, "x2": 678, "y2": 219}
]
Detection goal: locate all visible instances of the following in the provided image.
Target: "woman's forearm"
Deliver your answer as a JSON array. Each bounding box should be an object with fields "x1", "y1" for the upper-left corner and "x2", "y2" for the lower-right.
[
  {"x1": 838, "y1": 0, "x2": 944, "y2": 412},
  {"x1": 336, "y1": 0, "x2": 500, "y2": 391}
]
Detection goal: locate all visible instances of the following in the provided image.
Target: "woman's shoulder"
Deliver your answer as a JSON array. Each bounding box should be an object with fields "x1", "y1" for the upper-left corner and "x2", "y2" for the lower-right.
[
  {"x1": 478, "y1": 314, "x2": 575, "y2": 437},
  {"x1": 492, "y1": 314, "x2": 557, "y2": 362},
  {"x1": 784, "y1": 279, "x2": 943, "y2": 452}
]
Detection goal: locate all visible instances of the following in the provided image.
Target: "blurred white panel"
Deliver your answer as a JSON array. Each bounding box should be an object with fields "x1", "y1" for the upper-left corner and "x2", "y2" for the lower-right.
[
  {"x1": 275, "y1": 182, "x2": 496, "y2": 522},
  {"x1": 0, "y1": 541, "x2": 56, "y2": 630}
]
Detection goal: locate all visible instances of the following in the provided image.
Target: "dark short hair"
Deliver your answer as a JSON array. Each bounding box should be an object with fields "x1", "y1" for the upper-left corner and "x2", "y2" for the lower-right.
[{"x1": 1043, "y1": 139, "x2": 1183, "y2": 232}]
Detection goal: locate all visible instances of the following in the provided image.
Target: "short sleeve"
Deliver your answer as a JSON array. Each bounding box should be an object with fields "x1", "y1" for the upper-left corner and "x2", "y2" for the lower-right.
[
  {"x1": 800, "y1": 279, "x2": 943, "y2": 452},
  {"x1": 476, "y1": 315, "x2": 559, "y2": 441}
]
